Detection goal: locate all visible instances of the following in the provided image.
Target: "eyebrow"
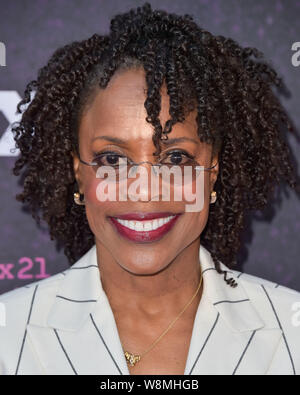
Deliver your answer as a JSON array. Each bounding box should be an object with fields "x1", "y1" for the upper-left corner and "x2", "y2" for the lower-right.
[
  {"x1": 160, "y1": 137, "x2": 200, "y2": 145},
  {"x1": 92, "y1": 135, "x2": 200, "y2": 145},
  {"x1": 92, "y1": 136, "x2": 126, "y2": 144}
]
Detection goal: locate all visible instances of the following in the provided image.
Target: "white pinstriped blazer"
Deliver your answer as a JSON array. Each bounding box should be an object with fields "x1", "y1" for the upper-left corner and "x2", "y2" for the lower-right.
[{"x1": 0, "y1": 243, "x2": 299, "y2": 375}]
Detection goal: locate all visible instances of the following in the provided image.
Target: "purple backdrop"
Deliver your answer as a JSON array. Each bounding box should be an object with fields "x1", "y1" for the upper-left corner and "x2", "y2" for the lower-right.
[{"x1": 0, "y1": 0, "x2": 299, "y2": 294}]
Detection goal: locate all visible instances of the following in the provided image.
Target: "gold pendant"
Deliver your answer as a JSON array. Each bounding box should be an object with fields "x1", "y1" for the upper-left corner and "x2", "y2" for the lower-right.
[{"x1": 124, "y1": 351, "x2": 141, "y2": 367}]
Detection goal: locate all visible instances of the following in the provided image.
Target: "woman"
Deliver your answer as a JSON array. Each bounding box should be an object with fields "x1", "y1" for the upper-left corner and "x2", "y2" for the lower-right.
[{"x1": 0, "y1": 3, "x2": 299, "y2": 375}]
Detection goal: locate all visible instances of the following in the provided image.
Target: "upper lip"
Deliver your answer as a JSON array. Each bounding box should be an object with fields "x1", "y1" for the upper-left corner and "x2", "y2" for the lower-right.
[{"x1": 110, "y1": 212, "x2": 181, "y2": 221}]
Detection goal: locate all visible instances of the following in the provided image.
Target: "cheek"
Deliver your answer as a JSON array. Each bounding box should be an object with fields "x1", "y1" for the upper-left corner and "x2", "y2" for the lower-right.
[
  {"x1": 179, "y1": 173, "x2": 211, "y2": 212},
  {"x1": 83, "y1": 178, "x2": 122, "y2": 223},
  {"x1": 83, "y1": 179, "x2": 112, "y2": 229},
  {"x1": 83, "y1": 176, "x2": 102, "y2": 206},
  {"x1": 84, "y1": 177, "x2": 117, "y2": 208},
  {"x1": 182, "y1": 180, "x2": 211, "y2": 240},
  {"x1": 185, "y1": 207, "x2": 209, "y2": 236}
]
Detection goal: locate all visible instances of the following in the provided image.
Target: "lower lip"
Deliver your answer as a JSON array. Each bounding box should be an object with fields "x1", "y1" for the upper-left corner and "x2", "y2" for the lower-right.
[{"x1": 109, "y1": 215, "x2": 182, "y2": 243}]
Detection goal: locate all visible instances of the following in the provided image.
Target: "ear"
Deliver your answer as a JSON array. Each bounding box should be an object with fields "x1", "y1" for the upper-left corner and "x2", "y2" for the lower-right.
[{"x1": 71, "y1": 151, "x2": 83, "y2": 194}]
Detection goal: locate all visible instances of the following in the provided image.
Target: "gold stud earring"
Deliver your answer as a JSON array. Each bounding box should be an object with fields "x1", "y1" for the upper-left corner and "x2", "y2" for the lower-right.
[
  {"x1": 74, "y1": 192, "x2": 85, "y2": 205},
  {"x1": 210, "y1": 191, "x2": 217, "y2": 204}
]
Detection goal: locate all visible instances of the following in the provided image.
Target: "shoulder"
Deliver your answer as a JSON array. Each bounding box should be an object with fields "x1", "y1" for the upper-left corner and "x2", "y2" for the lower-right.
[
  {"x1": 228, "y1": 267, "x2": 300, "y2": 374},
  {"x1": 229, "y1": 267, "x2": 300, "y2": 321},
  {"x1": 216, "y1": 263, "x2": 300, "y2": 337},
  {"x1": 0, "y1": 271, "x2": 66, "y2": 371},
  {"x1": 0, "y1": 270, "x2": 67, "y2": 326},
  {"x1": 0, "y1": 245, "x2": 96, "y2": 367},
  {"x1": 229, "y1": 267, "x2": 300, "y2": 300},
  {"x1": 0, "y1": 242, "x2": 97, "y2": 375},
  {"x1": 0, "y1": 270, "x2": 66, "y2": 307}
]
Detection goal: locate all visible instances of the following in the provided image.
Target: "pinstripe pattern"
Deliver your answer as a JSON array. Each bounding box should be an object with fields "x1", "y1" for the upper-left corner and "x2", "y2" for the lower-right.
[
  {"x1": 15, "y1": 285, "x2": 38, "y2": 375},
  {"x1": 1, "y1": 243, "x2": 298, "y2": 375},
  {"x1": 232, "y1": 330, "x2": 257, "y2": 375},
  {"x1": 90, "y1": 313, "x2": 123, "y2": 375},
  {"x1": 213, "y1": 299, "x2": 250, "y2": 306},
  {"x1": 188, "y1": 312, "x2": 220, "y2": 375},
  {"x1": 53, "y1": 329, "x2": 78, "y2": 375},
  {"x1": 261, "y1": 284, "x2": 296, "y2": 375},
  {"x1": 56, "y1": 295, "x2": 97, "y2": 303},
  {"x1": 70, "y1": 265, "x2": 99, "y2": 270}
]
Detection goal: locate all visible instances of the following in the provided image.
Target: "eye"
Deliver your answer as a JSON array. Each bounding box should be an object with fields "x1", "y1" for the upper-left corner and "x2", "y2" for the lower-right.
[
  {"x1": 159, "y1": 150, "x2": 195, "y2": 166},
  {"x1": 92, "y1": 151, "x2": 128, "y2": 167}
]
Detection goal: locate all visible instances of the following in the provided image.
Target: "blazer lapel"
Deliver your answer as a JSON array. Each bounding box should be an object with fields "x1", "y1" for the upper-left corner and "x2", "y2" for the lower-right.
[
  {"x1": 27, "y1": 245, "x2": 130, "y2": 375},
  {"x1": 26, "y1": 243, "x2": 283, "y2": 375},
  {"x1": 184, "y1": 245, "x2": 283, "y2": 375}
]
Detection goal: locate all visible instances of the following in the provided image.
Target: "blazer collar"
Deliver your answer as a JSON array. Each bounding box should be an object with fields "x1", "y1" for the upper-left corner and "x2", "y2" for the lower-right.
[
  {"x1": 44, "y1": 243, "x2": 265, "y2": 334},
  {"x1": 45, "y1": 245, "x2": 103, "y2": 331},
  {"x1": 198, "y1": 245, "x2": 265, "y2": 333},
  {"x1": 26, "y1": 243, "x2": 283, "y2": 375}
]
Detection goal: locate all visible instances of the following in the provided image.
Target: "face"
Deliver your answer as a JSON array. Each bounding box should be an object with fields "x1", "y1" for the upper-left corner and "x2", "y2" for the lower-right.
[{"x1": 72, "y1": 67, "x2": 219, "y2": 275}]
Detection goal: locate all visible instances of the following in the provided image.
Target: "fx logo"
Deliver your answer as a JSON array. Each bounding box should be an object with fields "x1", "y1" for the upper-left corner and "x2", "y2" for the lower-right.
[
  {"x1": 0, "y1": 42, "x2": 5, "y2": 66},
  {"x1": 0, "y1": 91, "x2": 22, "y2": 156}
]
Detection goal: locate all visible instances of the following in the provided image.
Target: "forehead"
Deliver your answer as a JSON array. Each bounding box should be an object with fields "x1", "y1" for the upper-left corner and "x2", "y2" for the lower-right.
[{"x1": 78, "y1": 67, "x2": 199, "y2": 143}]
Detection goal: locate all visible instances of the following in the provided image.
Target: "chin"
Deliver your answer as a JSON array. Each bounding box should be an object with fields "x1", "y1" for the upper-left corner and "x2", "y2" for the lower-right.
[{"x1": 118, "y1": 261, "x2": 169, "y2": 276}]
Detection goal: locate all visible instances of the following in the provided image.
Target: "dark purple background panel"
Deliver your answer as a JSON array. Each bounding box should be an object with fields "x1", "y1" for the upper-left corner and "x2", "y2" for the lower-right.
[{"x1": 0, "y1": 0, "x2": 299, "y2": 294}]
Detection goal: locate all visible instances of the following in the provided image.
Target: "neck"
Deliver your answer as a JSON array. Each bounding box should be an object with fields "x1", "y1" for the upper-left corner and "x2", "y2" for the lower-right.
[{"x1": 95, "y1": 238, "x2": 202, "y2": 317}]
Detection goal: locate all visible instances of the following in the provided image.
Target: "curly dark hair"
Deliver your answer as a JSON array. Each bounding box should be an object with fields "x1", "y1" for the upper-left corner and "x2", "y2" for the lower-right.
[{"x1": 11, "y1": 2, "x2": 299, "y2": 286}]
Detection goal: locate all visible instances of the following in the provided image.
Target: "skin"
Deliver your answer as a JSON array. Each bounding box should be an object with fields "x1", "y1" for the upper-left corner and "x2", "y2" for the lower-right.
[{"x1": 72, "y1": 67, "x2": 219, "y2": 374}]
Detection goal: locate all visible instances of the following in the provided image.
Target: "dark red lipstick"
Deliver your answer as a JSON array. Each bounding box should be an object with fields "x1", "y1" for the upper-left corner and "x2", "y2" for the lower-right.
[{"x1": 109, "y1": 212, "x2": 182, "y2": 243}]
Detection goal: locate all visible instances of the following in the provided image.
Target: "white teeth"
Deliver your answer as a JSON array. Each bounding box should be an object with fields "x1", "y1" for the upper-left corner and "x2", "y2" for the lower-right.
[
  {"x1": 115, "y1": 215, "x2": 176, "y2": 232},
  {"x1": 135, "y1": 221, "x2": 143, "y2": 231},
  {"x1": 158, "y1": 218, "x2": 164, "y2": 227},
  {"x1": 144, "y1": 221, "x2": 152, "y2": 231}
]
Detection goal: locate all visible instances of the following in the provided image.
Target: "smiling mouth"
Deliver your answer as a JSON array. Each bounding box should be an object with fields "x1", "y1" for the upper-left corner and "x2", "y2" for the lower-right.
[
  {"x1": 114, "y1": 215, "x2": 175, "y2": 231},
  {"x1": 108, "y1": 213, "x2": 182, "y2": 243}
]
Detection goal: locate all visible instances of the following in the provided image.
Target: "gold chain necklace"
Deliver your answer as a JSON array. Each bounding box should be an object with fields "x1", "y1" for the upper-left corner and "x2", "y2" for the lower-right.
[{"x1": 123, "y1": 271, "x2": 203, "y2": 367}]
